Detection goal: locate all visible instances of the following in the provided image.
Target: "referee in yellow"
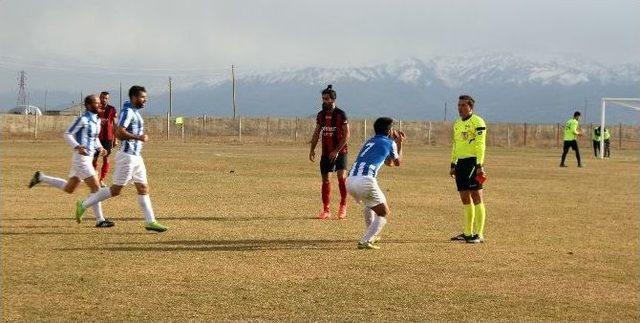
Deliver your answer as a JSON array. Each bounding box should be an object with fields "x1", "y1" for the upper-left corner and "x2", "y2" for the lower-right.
[{"x1": 449, "y1": 95, "x2": 487, "y2": 244}]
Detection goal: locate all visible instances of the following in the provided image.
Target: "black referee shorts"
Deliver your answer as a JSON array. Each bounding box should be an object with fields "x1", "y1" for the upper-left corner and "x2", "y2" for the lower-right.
[{"x1": 455, "y1": 157, "x2": 482, "y2": 192}]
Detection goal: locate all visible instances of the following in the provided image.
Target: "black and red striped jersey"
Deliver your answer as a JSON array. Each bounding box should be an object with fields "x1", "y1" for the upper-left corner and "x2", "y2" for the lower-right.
[{"x1": 316, "y1": 107, "x2": 348, "y2": 156}]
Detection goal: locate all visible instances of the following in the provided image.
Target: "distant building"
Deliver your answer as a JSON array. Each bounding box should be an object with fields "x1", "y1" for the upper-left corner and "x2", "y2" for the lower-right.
[
  {"x1": 44, "y1": 103, "x2": 83, "y2": 116},
  {"x1": 8, "y1": 105, "x2": 42, "y2": 116}
]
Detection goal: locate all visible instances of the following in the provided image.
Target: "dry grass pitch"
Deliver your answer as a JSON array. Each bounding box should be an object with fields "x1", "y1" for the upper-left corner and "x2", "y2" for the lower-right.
[{"x1": 1, "y1": 140, "x2": 638, "y2": 321}]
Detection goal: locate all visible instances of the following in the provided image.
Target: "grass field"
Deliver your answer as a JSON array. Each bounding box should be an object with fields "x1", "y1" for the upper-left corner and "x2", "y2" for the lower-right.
[{"x1": 1, "y1": 140, "x2": 638, "y2": 321}]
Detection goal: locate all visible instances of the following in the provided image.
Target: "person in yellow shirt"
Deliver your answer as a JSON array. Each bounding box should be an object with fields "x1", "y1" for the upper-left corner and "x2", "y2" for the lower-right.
[
  {"x1": 603, "y1": 127, "x2": 611, "y2": 158},
  {"x1": 449, "y1": 95, "x2": 487, "y2": 244},
  {"x1": 560, "y1": 111, "x2": 583, "y2": 167}
]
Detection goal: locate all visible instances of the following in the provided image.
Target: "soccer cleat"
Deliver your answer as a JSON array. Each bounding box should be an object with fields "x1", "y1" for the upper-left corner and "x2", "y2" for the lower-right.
[
  {"x1": 337, "y1": 204, "x2": 347, "y2": 219},
  {"x1": 357, "y1": 242, "x2": 380, "y2": 250},
  {"x1": 99, "y1": 181, "x2": 107, "y2": 188},
  {"x1": 317, "y1": 210, "x2": 331, "y2": 220},
  {"x1": 559, "y1": 164, "x2": 568, "y2": 167},
  {"x1": 144, "y1": 221, "x2": 168, "y2": 232},
  {"x1": 578, "y1": 164, "x2": 584, "y2": 168},
  {"x1": 75, "y1": 200, "x2": 86, "y2": 223},
  {"x1": 465, "y1": 234, "x2": 484, "y2": 244},
  {"x1": 28, "y1": 171, "x2": 41, "y2": 188},
  {"x1": 371, "y1": 236, "x2": 381, "y2": 244},
  {"x1": 450, "y1": 233, "x2": 469, "y2": 241},
  {"x1": 95, "y1": 219, "x2": 115, "y2": 228}
]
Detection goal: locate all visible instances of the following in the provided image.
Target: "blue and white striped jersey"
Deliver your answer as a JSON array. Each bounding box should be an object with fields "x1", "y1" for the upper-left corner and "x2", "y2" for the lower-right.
[
  {"x1": 349, "y1": 135, "x2": 399, "y2": 178},
  {"x1": 66, "y1": 111, "x2": 101, "y2": 155},
  {"x1": 117, "y1": 102, "x2": 145, "y2": 156}
]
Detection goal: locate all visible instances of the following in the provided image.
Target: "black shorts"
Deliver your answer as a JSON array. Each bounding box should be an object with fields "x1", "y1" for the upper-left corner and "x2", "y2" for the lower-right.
[
  {"x1": 320, "y1": 153, "x2": 348, "y2": 174},
  {"x1": 563, "y1": 140, "x2": 579, "y2": 151},
  {"x1": 455, "y1": 157, "x2": 483, "y2": 191}
]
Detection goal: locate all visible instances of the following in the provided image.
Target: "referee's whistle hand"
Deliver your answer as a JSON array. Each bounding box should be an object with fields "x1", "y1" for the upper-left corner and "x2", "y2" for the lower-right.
[
  {"x1": 449, "y1": 169, "x2": 456, "y2": 178},
  {"x1": 309, "y1": 151, "x2": 316, "y2": 162}
]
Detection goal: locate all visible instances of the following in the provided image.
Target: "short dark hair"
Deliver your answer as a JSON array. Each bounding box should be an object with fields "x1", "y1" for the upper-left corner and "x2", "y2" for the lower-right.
[
  {"x1": 100, "y1": 91, "x2": 110, "y2": 96},
  {"x1": 459, "y1": 95, "x2": 475, "y2": 107},
  {"x1": 574, "y1": 111, "x2": 581, "y2": 117},
  {"x1": 373, "y1": 117, "x2": 394, "y2": 135},
  {"x1": 83, "y1": 94, "x2": 98, "y2": 107},
  {"x1": 321, "y1": 84, "x2": 336, "y2": 100},
  {"x1": 128, "y1": 85, "x2": 146, "y2": 99}
]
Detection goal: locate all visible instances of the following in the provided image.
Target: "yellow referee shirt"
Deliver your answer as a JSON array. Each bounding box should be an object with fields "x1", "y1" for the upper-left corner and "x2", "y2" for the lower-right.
[{"x1": 451, "y1": 114, "x2": 487, "y2": 165}]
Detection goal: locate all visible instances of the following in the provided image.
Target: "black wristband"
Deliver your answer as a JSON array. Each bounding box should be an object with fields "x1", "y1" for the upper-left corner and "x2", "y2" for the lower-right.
[{"x1": 476, "y1": 164, "x2": 483, "y2": 168}]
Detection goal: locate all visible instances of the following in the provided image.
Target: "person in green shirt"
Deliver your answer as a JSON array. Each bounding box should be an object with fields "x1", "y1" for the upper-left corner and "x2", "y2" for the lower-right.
[
  {"x1": 560, "y1": 111, "x2": 583, "y2": 167},
  {"x1": 592, "y1": 126, "x2": 602, "y2": 157},
  {"x1": 449, "y1": 95, "x2": 487, "y2": 244},
  {"x1": 603, "y1": 127, "x2": 611, "y2": 158}
]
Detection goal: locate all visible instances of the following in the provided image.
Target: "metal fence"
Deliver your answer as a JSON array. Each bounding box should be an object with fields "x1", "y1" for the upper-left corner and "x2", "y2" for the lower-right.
[{"x1": 1, "y1": 114, "x2": 639, "y2": 149}]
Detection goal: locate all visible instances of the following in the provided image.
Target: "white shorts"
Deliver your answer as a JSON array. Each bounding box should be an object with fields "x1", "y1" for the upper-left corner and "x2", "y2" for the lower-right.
[
  {"x1": 113, "y1": 151, "x2": 148, "y2": 186},
  {"x1": 68, "y1": 153, "x2": 97, "y2": 180},
  {"x1": 346, "y1": 176, "x2": 387, "y2": 208}
]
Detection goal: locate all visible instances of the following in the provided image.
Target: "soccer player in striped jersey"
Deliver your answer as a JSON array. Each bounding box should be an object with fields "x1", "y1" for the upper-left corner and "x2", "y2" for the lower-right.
[
  {"x1": 449, "y1": 95, "x2": 487, "y2": 244},
  {"x1": 346, "y1": 117, "x2": 404, "y2": 250},
  {"x1": 309, "y1": 85, "x2": 351, "y2": 220},
  {"x1": 75, "y1": 85, "x2": 168, "y2": 232},
  {"x1": 28, "y1": 95, "x2": 115, "y2": 228}
]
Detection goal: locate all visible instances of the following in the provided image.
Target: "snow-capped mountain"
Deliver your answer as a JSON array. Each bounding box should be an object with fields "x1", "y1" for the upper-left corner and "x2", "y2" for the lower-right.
[
  {"x1": 2, "y1": 53, "x2": 638, "y2": 123},
  {"x1": 146, "y1": 53, "x2": 638, "y2": 123}
]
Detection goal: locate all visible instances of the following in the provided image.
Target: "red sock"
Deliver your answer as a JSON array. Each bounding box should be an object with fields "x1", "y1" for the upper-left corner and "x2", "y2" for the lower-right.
[
  {"x1": 338, "y1": 177, "x2": 347, "y2": 206},
  {"x1": 322, "y1": 181, "x2": 331, "y2": 212},
  {"x1": 100, "y1": 157, "x2": 110, "y2": 181}
]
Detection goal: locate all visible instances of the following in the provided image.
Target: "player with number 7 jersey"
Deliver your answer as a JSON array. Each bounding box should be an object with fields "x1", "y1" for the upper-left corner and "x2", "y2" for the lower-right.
[{"x1": 346, "y1": 117, "x2": 404, "y2": 250}]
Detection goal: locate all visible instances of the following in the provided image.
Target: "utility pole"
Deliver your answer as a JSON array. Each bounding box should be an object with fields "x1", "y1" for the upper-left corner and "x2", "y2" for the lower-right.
[
  {"x1": 168, "y1": 77, "x2": 173, "y2": 118},
  {"x1": 584, "y1": 97, "x2": 588, "y2": 123},
  {"x1": 444, "y1": 102, "x2": 447, "y2": 121},
  {"x1": 16, "y1": 71, "x2": 27, "y2": 106},
  {"x1": 119, "y1": 82, "x2": 122, "y2": 108},
  {"x1": 232, "y1": 65, "x2": 237, "y2": 119}
]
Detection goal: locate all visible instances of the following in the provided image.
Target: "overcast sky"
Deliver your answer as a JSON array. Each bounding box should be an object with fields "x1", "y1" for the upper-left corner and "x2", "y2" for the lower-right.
[{"x1": 0, "y1": 0, "x2": 638, "y2": 92}]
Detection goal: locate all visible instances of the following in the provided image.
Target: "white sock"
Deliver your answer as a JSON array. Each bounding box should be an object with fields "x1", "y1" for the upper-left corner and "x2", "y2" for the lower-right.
[
  {"x1": 138, "y1": 194, "x2": 156, "y2": 223},
  {"x1": 361, "y1": 215, "x2": 387, "y2": 243},
  {"x1": 92, "y1": 201, "x2": 106, "y2": 223},
  {"x1": 39, "y1": 173, "x2": 67, "y2": 190},
  {"x1": 82, "y1": 187, "x2": 112, "y2": 208},
  {"x1": 363, "y1": 207, "x2": 374, "y2": 230}
]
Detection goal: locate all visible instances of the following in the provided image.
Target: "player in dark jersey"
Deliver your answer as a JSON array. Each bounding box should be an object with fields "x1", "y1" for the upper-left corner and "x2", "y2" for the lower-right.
[
  {"x1": 92, "y1": 91, "x2": 117, "y2": 187},
  {"x1": 309, "y1": 85, "x2": 351, "y2": 220}
]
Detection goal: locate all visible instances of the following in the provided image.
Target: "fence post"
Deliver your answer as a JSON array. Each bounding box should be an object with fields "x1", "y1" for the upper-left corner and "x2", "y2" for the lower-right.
[
  {"x1": 181, "y1": 123, "x2": 185, "y2": 143},
  {"x1": 166, "y1": 112, "x2": 170, "y2": 141},
  {"x1": 294, "y1": 117, "x2": 299, "y2": 142},
  {"x1": 523, "y1": 123, "x2": 527, "y2": 147},
  {"x1": 33, "y1": 114, "x2": 38, "y2": 140},
  {"x1": 619, "y1": 123, "x2": 622, "y2": 149},
  {"x1": 202, "y1": 114, "x2": 206, "y2": 137},
  {"x1": 556, "y1": 123, "x2": 560, "y2": 148},
  {"x1": 507, "y1": 124, "x2": 511, "y2": 148},
  {"x1": 428, "y1": 121, "x2": 432, "y2": 145},
  {"x1": 266, "y1": 117, "x2": 270, "y2": 143},
  {"x1": 363, "y1": 119, "x2": 367, "y2": 141},
  {"x1": 238, "y1": 117, "x2": 242, "y2": 142}
]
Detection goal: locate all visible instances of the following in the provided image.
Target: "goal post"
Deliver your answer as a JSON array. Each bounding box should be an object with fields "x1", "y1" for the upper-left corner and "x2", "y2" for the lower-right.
[{"x1": 599, "y1": 98, "x2": 640, "y2": 158}]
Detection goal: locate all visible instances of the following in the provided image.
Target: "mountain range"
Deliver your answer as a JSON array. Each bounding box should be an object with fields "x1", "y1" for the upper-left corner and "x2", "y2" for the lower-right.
[{"x1": 2, "y1": 53, "x2": 638, "y2": 123}]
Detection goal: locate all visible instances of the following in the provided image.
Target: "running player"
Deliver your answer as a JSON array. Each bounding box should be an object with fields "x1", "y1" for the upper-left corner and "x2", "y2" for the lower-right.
[
  {"x1": 449, "y1": 95, "x2": 487, "y2": 244},
  {"x1": 75, "y1": 85, "x2": 167, "y2": 232},
  {"x1": 92, "y1": 91, "x2": 117, "y2": 187},
  {"x1": 28, "y1": 94, "x2": 115, "y2": 228},
  {"x1": 560, "y1": 111, "x2": 583, "y2": 167},
  {"x1": 309, "y1": 85, "x2": 351, "y2": 219},
  {"x1": 346, "y1": 117, "x2": 404, "y2": 250}
]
